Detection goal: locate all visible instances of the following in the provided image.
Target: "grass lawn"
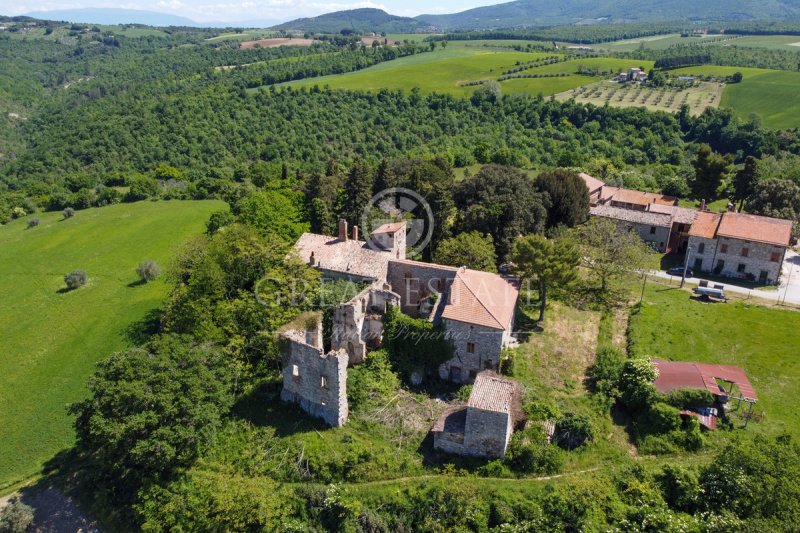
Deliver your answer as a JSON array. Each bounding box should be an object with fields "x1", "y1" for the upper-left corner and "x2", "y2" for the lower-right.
[
  {"x1": 719, "y1": 34, "x2": 800, "y2": 50},
  {"x1": 668, "y1": 66, "x2": 800, "y2": 129},
  {"x1": 628, "y1": 283, "x2": 800, "y2": 437},
  {"x1": 0, "y1": 200, "x2": 223, "y2": 488}
]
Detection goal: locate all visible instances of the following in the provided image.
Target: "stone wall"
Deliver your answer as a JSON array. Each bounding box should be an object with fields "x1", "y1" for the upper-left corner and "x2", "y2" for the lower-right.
[
  {"x1": 331, "y1": 283, "x2": 400, "y2": 365},
  {"x1": 688, "y1": 236, "x2": 785, "y2": 284},
  {"x1": 386, "y1": 260, "x2": 458, "y2": 316},
  {"x1": 438, "y1": 319, "x2": 504, "y2": 383},
  {"x1": 463, "y1": 408, "x2": 513, "y2": 458},
  {"x1": 280, "y1": 320, "x2": 349, "y2": 427},
  {"x1": 628, "y1": 222, "x2": 671, "y2": 253}
]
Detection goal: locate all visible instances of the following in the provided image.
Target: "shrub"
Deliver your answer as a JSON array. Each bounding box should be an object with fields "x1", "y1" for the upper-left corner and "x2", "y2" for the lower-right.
[
  {"x1": 347, "y1": 350, "x2": 400, "y2": 410},
  {"x1": 662, "y1": 388, "x2": 715, "y2": 409},
  {"x1": 63, "y1": 207, "x2": 75, "y2": 218},
  {"x1": 382, "y1": 306, "x2": 454, "y2": 379},
  {"x1": 506, "y1": 430, "x2": 564, "y2": 474},
  {"x1": 523, "y1": 400, "x2": 561, "y2": 421},
  {"x1": 618, "y1": 358, "x2": 658, "y2": 410},
  {"x1": 657, "y1": 464, "x2": 699, "y2": 512},
  {"x1": 26, "y1": 218, "x2": 40, "y2": 228},
  {"x1": 10, "y1": 207, "x2": 26, "y2": 219},
  {"x1": 0, "y1": 498, "x2": 35, "y2": 533},
  {"x1": 206, "y1": 209, "x2": 235, "y2": 235},
  {"x1": 641, "y1": 402, "x2": 682, "y2": 435},
  {"x1": 588, "y1": 345, "x2": 625, "y2": 399},
  {"x1": 553, "y1": 413, "x2": 594, "y2": 450},
  {"x1": 136, "y1": 260, "x2": 161, "y2": 283},
  {"x1": 63, "y1": 270, "x2": 88, "y2": 290}
]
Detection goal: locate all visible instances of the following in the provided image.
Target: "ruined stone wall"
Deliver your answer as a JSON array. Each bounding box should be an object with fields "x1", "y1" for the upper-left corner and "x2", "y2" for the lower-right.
[
  {"x1": 386, "y1": 260, "x2": 458, "y2": 316},
  {"x1": 463, "y1": 408, "x2": 512, "y2": 458},
  {"x1": 438, "y1": 319, "x2": 504, "y2": 383},
  {"x1": 280, "y1": 322, "x2": 349, "y2": 427},
  {"x1": 331, "y1": 283, "x2": 400, "y2": 365}
]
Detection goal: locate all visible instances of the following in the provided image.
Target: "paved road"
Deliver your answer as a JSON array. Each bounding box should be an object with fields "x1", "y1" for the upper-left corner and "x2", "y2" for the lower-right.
[{"x1": 647, "y1": 249, "x2": 800, "y2": 306}]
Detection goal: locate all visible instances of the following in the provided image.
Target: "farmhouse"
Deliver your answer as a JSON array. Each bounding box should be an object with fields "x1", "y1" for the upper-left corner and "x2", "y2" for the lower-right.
[
  {"x1": 580, "y1": 173, "x2": 698, "y2": 252},
  {"x1": 686, "y1": 211, "x2": 792, "y2": 284},
  {"x1": 281, "y1": 219, "x2": 521, "y2": 425},
  {"x1": 431, "y1": 371, "x2": 521, "y2": 458}
]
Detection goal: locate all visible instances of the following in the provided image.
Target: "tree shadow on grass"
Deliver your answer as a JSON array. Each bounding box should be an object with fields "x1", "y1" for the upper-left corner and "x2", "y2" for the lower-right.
[
  {"x1": 231, "y1": 378, "x2": 328, "y2": 437},
  {"x1": 123, "y1": 307, "x2": 163, "y2": 345},
  {"x1": 126, "y1": 279, "x2": 146, "y2": 288}
]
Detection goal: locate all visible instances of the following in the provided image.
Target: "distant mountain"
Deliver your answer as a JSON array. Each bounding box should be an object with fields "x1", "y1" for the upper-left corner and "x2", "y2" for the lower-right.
[
  {"x1": 273, "y1": 8, "x2": 432, "y2": 33},
  {"x1": 416, "y1": 0, "x2": 800, "y2": 31},
  {"x1": 23, "y1": 8, "x2": 198, "y2": 26}
]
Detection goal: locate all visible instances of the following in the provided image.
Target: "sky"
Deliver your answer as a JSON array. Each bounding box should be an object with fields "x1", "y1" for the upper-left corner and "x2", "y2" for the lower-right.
[{"x1": 0, "y1": 0, "x2": 502, "y2": 22}]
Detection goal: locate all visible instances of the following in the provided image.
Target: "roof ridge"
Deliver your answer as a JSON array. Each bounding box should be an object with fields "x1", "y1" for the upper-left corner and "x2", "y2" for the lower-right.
[{"x1": 455, "y1": 270, "x2": 504, "y2": 329}]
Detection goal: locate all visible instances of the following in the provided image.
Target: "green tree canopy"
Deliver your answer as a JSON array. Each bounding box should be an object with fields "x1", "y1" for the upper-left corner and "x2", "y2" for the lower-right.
[
  {"x1": 455, "y1": 164, "x2": 550, "y2": 261},
  {"x1": 70, "y1": 335, "x2": 234, "y2": 492},
  {"x1": 535, "y1": 169, "x2": 590, "y2": 229},
  {"x1": 571, "y1": 216, "x2": 650, "y2": 292},
  {"x1": 691, "y1": 144, "x2": 733, "y2": 201},
  {"x1": 433, "y1": 231, "x2": 497, "y2": 272},
  {"x1": 732, "y1": 155, "x2": 760, "y2": 211},
  {"x1": 511, "y1": 234, "x2": 580, "y2": 322}
]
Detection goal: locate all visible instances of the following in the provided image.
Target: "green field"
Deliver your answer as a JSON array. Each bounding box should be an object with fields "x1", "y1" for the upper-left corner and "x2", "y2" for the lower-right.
[
  {"x1": 668, "y1": 66, "x2": 800, "y2": 129},
  {"x1": 628, "y1": 284, "x2": 800, "y2": 436},
  {"x1": 0, "y1": 200, "x2": 223, "y2": 488},
  {"x1": 598, "y1": 33, "x2": 731, "y2": 52},
  {"x1": 279, "y1": 46, "x2": 652, "y2": 97},
  {"x1": 557, "y1": 80, "x2": 722, "y2": 115},
  {"x1": 720, "y1": 34, "x2": 800, "y2": 50}
]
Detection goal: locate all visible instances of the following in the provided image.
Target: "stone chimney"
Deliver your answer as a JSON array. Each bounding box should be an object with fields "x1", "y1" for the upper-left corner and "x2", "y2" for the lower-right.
[
  {"x1": 352, "y1": 225, "x2": 359, "y2": 241},
  {"x1": 338, "y1": 219, "x2": 348, "y2": 241},
  {"x1": 700, "y1": 199, "x2": 706, "y2": 211},
  {"x1": 309, "y1": 251, "x2": 315, "y2": 266}
]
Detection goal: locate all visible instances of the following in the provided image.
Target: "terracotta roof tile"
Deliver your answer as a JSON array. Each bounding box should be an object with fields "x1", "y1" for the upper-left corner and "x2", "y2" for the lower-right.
[
  {"x1": 442, "y1": 268, "x2": 520, "y2": 330},
  {"x1": 468, "y1": 372, "x2": 518, "y2": 413},
  {"x1": 687, "y1": 211, "x2": 722, "y2": 239},
  {"x1": 579, "y1": 172, "x2": 605, "y2": 193},
  {"x1": 371, "y1": 221, "x2": 407, "y2": 235},
  {"x1": 717, "y1": 212, "x2": 792, "y2": 247}
]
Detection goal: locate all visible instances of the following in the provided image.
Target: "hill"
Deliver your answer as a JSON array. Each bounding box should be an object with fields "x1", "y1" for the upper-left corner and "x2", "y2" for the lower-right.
[
  {"x1": 273, "y1": 8, "x2": 432, "y2": 33},
  {"x1": 417, "y1": 0, "x2": 800, "y2": 30},
  {"x1": 0, "y1": 200, "x2": 223, "y2": 489},
  {"x1": 23, "y1": 8, "x2": 197, "y2": 26}
]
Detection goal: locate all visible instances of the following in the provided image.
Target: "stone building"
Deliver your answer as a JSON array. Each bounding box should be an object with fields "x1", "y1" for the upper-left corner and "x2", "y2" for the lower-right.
[
  {"x1": 331, "y1": 282, "x2": 401, "y2": 365},
  {"x1": 279, "y1": 315, "x2": 349, "y2": 427},
  {"x1": 432, "y1": 371, "x2": 521, "y2": 458},
  {"x1": 590, "y1": 204, "x2": 673, "y2": 252},
  {"x1": 686, "y1": 211, "x2": 792, "y2": 284}
]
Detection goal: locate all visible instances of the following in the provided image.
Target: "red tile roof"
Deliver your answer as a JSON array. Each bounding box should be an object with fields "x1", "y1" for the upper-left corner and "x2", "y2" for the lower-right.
[
  {"x1": 579, "y1": 172, "x2": 605, "y2": 193},
  {"x1": 652, "y1": 359, "x2": 757, "y2": 401},
  {"x1": 717, "y1": 212, "x2": 792, "y2": 247},
  {"x1": 371, "y1": 221, "x2": 407, "y2": 235},
  {"x1": 442, "y1": 268, "x2": 520, "y2": 330},
  {"x1": 468, "y1": 372, "x2": 518, "y2": 413},
  {"x1": 610, "y1": 188, "x2": 677, "y2": 207},
  {"x1": 687, "y1": 211, "x2": 722, "y2": 239}
]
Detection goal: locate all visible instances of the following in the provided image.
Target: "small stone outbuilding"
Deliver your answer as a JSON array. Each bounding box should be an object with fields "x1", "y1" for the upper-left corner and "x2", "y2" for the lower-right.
[{"x1": 432, "y1": 372, "x2": 521, "y2": 458}]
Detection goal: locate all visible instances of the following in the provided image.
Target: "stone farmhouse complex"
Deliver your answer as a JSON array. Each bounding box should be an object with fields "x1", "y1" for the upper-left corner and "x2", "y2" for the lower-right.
[
  {"x1": 581, "y1": 173, "x2": 793, "y2": 283},
  {"x1": 280, "y1": 218, "x2": 522, "y2": 434}
]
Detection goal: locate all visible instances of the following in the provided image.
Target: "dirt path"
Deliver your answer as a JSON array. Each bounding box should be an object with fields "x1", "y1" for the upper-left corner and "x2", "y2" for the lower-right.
[{"x1": 0, "y1": 487, "x2": 99, "y2": 532}]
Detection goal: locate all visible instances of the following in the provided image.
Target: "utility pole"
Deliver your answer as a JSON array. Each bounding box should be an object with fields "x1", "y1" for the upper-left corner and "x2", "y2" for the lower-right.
[
  {"x1": 781, "y1": 261, "x2": 794, "y2": 305},
  {"x1": 680, "y1": 244, "x2": 692, "y2": 288}
]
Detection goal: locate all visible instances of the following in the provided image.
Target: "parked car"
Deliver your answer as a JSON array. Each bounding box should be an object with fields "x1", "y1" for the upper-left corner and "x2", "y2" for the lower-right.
[{"x1": 667, "y1": 266, "x2": 693, "y2": 277}]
